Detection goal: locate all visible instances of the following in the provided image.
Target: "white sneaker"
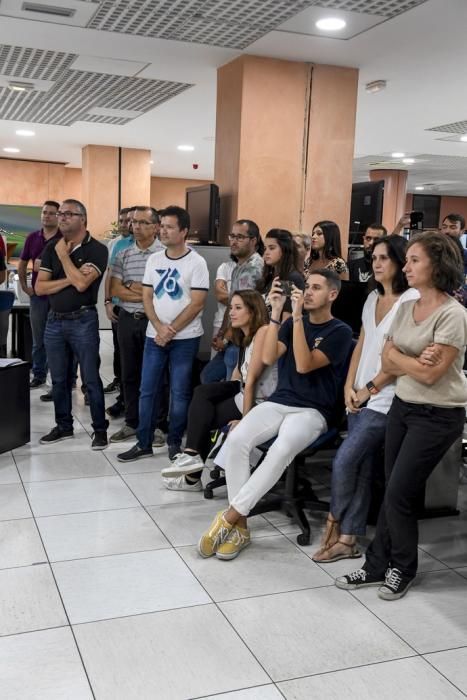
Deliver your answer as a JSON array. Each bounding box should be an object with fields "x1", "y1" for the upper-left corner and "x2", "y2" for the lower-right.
[
  {"x1": 163, "y1": 475, "x2": 202, "y2": 491},
  {"x1": 161, "y1": 452, "x2": 204, "y2": 478},
  {"x1": 153, "y1": 428, "x2": 166, "y2": 449}
]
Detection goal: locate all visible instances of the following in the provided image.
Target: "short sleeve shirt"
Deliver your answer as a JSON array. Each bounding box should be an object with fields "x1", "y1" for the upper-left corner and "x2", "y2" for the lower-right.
[
  {"x1": 20, "y1": 228, "x2": 62, "y2": 289},
  {"x1": 111, "y1": 239, "x2": 164, "y2": 313},
  {"x1": 230, "y1": 253, "x2": 264, "y2": 292},
  {"x1": 268, "y1": 316, "x2": 353, "y2": 421},
  {"x1": 40, "y1": 233, "x2": 108, "y2": 312},
  {"x1": 142, "y1": 248, "x2": 209, "y2": 340},
  {"x1": 391, "y1": 296, "x2": 467, "y2": 407},
  {"x1": 213, "y1": 260, "x2": 236, "y2": 328}
]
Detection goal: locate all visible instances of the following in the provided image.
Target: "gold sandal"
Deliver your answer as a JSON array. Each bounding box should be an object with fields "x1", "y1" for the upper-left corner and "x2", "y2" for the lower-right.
[{"x1": 312, "y1": 539, "x2": 362, "y2": 563}]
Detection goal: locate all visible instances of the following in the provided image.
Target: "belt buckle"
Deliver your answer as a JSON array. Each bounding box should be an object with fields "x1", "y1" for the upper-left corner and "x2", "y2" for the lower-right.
[{"x1": 134, "y1": 311, "x2": 145, "y2": 320}]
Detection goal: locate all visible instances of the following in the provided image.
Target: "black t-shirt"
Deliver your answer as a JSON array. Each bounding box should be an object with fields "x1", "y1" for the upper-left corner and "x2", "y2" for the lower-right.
[
  {"x1": 268, "y1": 316, "x2": 353, "y2": 421},
  {"x1": 349, "y1": 255, "x2": 373, "y2": 284},
  {"x1": 40, "y1": 233, "x2": 108, "y2": 312},
  {"x1": 0, "y1": 251, "x2": 5, "y2": 272}
]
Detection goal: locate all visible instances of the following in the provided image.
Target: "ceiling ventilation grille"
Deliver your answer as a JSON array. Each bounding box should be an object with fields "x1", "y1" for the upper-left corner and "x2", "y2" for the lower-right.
[
  {"x1": 87, "y1": 0, "x2": 318, "y2": 49},
  {"x1": 426, "y1": 120, "x2": 467, "y2": 134},
  {"x1": 0, "y1": 44, "x2": 192, "y2": 126}
]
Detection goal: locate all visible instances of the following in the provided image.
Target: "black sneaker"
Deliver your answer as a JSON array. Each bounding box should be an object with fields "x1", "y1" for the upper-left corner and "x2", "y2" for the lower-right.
[
  {"x1": 91, "y1": 431, "x2": 108, "y2": 451},
  {"x1": 30, "y1": 378, "x2": 46, "y2": 389},
  {"x1": 104, "y1": 378, "x2": 120, "y2": 394},
  {"x1": 40, "y1": 426, "x2": 74, "y2": 444},
  {"x1": 40, "y1": 390, "x2": 53, "y2": 402},
  {"x1": 335, "y1": 568, "x2": 385, "y2": 590},
  {"x1": 378, "y1": 568, "x2": 414, "y2": 601},
  {"x1": 117, "y1": 444, "x2": 153, "y2": 462},
  {"x1": 106, "y1": 401, "x2": 125, "y2": 418},
  {"x1": 168, "y1": 444, "x2": 182, "y2": 461}
]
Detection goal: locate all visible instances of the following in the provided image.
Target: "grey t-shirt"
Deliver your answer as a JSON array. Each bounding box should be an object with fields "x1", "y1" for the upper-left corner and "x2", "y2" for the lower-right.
[{"x1": 390, "y1": 296, "x2": 467, "y2": 407}]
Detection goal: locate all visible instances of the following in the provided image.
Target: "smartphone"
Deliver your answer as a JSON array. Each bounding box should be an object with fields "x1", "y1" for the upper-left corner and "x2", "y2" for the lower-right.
[
  {"x1": 278, "y1": 280, "x2": 292, "y2": 297},
  {"x1": 410, "y1": 211, "x2": 424, "y2": 231}
]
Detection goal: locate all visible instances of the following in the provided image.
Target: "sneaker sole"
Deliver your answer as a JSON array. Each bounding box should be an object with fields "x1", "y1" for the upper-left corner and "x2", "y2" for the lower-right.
[
  {"x1": 92, "y1": 444, "x2": 108, "y2": 451},
  {"x1": 216, "y1": 539, "x2": 251, "y2": 561},
  {"x1": 377, "y1": 578, "x2": 414, "y2": 601},
  {"x1": 161, "y1": 463, "x2": 204, "y2": 478},
  {"x1": 109, "y1": 434, "x2": 137, "y2": 443},
  {"x1": 335, "y1": 578, "x2": 383, "y2": 590},
  {"x1": 39, "y1": 434, "x2": 74, "y2": 444},
  {"x1": 116, "y1": 453, "x2": 153, "y2": 463},
  {"x1": 166, "y1": 483, "x2": 202, "y2": 492}
]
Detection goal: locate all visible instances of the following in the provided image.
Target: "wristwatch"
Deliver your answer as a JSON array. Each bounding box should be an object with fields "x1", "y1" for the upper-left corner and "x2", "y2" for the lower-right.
[
  {"x1": 124, "y1": 280, "x2": 133, "y2": 289},
  {"x1": 366, "y1": 380, "x2": 379, "y2": 395}
]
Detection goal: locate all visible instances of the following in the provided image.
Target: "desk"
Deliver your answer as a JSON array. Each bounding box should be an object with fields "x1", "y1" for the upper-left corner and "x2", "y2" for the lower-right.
[
  {"x1": 0, "y1": 361, "x2": 30, "y2": 452},
  {"x1": 11, "y1": 302, "x2": 32, "y2": 361}
]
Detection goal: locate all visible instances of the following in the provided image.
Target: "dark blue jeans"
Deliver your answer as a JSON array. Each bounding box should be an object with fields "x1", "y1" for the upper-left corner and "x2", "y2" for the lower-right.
[
  {"x1": 200, "y1": 343, "x2": 239, "y2": 383},
  {"x1": 44, "y1": 308, "x2": 108, "y2": 433},
  {"x1": 30, "y1": 294, "x2": 50, "y2": 381},
  {"x1": 137, "y1": 335, "x2": 200, "y2": 449}
]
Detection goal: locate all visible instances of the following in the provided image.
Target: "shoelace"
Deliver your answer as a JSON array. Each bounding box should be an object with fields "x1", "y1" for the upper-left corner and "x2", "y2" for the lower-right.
[
  {"x1": 347, "y1": 569, "x2": 367, "y2": 582},
  {"x1": 225, "y1": 528, "x2": 244, "y2": 545},
  {"x1": 384, "y1": 567, "x2": 403, "y2": 590}
]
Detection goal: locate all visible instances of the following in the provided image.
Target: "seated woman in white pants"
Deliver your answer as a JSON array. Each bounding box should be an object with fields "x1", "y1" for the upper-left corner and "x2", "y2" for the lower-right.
[{"x1": 198, "y1": 269, "x2": 353, "y2": 560}]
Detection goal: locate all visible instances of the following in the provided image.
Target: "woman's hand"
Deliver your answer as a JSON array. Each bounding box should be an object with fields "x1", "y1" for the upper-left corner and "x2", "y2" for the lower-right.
[
  {"x1": 228, "y1": 420, "x2": 240, "y2": 432},
  {"x1": 290, "y1": 285, "x2": 304, "y2": 318},
  {"x1": 418, "y1": 343, "x2": 442, "y2": 366},
  {"x1": 344, "y1": 385, "x2": 360, "y2": 413},
  {"x1": 269, "y1": 277, "x2": 287, "y2": 315}
]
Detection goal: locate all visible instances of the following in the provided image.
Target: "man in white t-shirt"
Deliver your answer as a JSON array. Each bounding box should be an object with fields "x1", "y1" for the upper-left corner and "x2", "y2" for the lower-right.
[{"x1": 117, "y1": 206, "x2": 209, "y2": 463}]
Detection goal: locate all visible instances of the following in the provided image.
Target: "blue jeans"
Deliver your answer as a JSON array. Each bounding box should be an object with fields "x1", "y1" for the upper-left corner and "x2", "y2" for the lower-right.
[
  {"x1": 137, "y1": 336, "x2": 200, "y2": 449},
  {"x1": 200, "y1": 343, "x2": 239, "y2": 383},
  {"x1": 44, "y1": 308, "x2": 108, "y2": 433},
  {"x1": 330, "y1": 407, "x2": 387, "y2": 536},
  {"x1": 30, "y1": 294, "x2": 50, "y2": 381}
]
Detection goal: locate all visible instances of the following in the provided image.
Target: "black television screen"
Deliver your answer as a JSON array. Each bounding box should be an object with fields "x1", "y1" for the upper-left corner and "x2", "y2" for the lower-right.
[
  {"x1": 185, "y1": 184, "x2": 219, "y2": 243},
  {"x1": 349, "y1": 180, "x2": 384, "y2": 239}
]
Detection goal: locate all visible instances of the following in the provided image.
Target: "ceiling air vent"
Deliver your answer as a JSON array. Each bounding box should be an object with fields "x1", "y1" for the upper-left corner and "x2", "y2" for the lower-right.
[{"x1": 22, "y1": 2, "x2": 76, "y2": 18}]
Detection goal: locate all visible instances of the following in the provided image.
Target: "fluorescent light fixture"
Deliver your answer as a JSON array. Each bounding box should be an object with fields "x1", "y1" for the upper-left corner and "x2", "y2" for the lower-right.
[
  {"x1": 391, "y1": 152, "x2": 405, "y2": 158},
  {"x1": 15, "y1": 129, "x2": 35, "y2": 137},
  {"x1": 177, "y1": 145, "x2": 195, "y2": 152},
  {"x1": 415, "y1": 186, "x2": 425, "y2": 191},
  {"x1": 402, "y1": 158, "x2": 415, "y2": 164},
  {"x1": 460, "y1": 135, "x2": 467, "y2": 142},
  {"x1": 315, "y1": 17, "x2": 346, "y2": 31},
  {"x1": 3, "y1": 147, "x2": 20, "y2": 153},
  {"x1": 22, "y1": 2, "x2": 76, "y2": 18},
  {"x1": 365, "y1": 80, "x2": 387, "y2": 94},
  {"x1": 8, "y1": 81, "x2": 35, "y2": 92}
]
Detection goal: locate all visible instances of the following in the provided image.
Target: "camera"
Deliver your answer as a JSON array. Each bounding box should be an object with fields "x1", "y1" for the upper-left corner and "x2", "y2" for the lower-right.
[{"x1": 278, "y1": 280, "x2": 292, "y2": 297}]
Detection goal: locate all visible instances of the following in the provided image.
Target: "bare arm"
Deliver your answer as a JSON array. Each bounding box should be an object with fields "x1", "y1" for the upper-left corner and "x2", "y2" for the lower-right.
[
  {"x1": 383, "y1": 340, "x2": 459, "y2": 386},
  {"x1": 17, "y1": 259, "x2": 33, "y2": 296},
  {"x1": 215, "y1": 278, "x2": 229, "y2": 305},
  {"x1": 59, "y1": 253, "x2": 100, "y2": 292},
  {"x1": 289, "y1": 286, "x2": 330, "y2": 374},
  {"x1": 243, "y1": 325, "x2": 268, "y2": 415},
  {"x1": 110, "y1": 276, "x2": 143, "y2": 302},
  {"x1": 35, "y1": 270, "x2": 71, "y2": 296},
  {"x1": 170, "y1": 290, "x2": 207, "y2": 334}
]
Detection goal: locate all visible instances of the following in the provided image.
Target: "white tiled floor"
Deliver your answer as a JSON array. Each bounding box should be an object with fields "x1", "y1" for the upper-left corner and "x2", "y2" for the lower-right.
[{"x1": 1, "y1": 331, "x2": 466, "y2": 699}]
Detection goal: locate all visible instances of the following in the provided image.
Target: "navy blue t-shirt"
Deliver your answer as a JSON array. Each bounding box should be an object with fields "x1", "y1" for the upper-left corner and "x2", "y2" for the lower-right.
[{"x1": 268, "y1": 316, "x2": 353, "y2": 421}]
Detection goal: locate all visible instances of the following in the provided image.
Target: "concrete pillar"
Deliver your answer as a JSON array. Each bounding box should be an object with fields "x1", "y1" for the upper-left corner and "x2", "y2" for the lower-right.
[{"x1": 370, "y1": 169, "x2": 408, "y2": 234}]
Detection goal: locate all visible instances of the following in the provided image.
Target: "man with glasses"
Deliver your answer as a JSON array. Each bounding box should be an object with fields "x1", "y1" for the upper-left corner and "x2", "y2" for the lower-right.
[
  {"x1": 201, "y1": 219, "x2": 264, "y2": 383},
  {"x1": 349, "y1": 223, "x2": 387, "y2": 285},
  {"x1": 117, "y1": 205, "x2": 209, "y2": 463},
  {"x1": 35, "y1": 199, "x2": 109, "y2": 449},
  {"x1": 18, "y1": 200, "x2": 61, "y2": 388},
  {"x1": 109, "y1": 207, "x2": 164, "y2": 443}
]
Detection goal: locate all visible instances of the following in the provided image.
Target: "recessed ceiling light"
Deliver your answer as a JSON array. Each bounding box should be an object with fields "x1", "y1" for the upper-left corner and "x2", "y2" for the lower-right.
[
  {"x1": 149, "y1": 160, "x2": 154, "y2": 164},
  {"x1": 8, "y1": 81, "x2": 35, "y2": 92},
  {"x1": 177, "y1": 145, "x2": 195, "y2": 152},
  {"x1": 315, "y1": 17, "x2": 346, "y2": 31},
  {"x1": 15, "y1": 129, "x2": 35, "y2": 137},
  {"x1": 415, "y1": 186, "x2": 425, "y2": 191},
  {"x1": 460, "y1": 135, "x2": 467, "y2": 142},
  {"x1": 391, "y1": 152, "x2": 405, "y2": 158},
  {"x1": 402, "y1": 158, "x2": 415, "y2": 164},
  {"x1": 3, "y1": 147, "x2": 20, "y2": 153}
]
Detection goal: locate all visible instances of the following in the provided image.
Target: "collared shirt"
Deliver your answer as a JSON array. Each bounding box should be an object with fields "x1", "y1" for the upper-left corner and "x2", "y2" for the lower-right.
[
  {"x1": 20, "y1": 228, "x2": 62, "y2": 289},
  {"x1": 111, "y1": 238, "x2": 164, "y2": 313},
  {"x1": 40, "y1": 232, "x2": 108, "y2": 313},
  {"x1": 230, "y1": 252, "x2": 264, "y2": 292}
]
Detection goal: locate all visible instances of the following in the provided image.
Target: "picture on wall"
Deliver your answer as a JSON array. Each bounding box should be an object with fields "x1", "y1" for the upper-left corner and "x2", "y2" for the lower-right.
[{"x1": 0, "y1": 204, "x2": 42, "y2": 258}]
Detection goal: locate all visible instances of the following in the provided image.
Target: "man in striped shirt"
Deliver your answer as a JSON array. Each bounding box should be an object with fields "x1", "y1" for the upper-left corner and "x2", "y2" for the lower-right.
[{"x1": 109, "y1": 206, "x2": 164, "y2": 442}]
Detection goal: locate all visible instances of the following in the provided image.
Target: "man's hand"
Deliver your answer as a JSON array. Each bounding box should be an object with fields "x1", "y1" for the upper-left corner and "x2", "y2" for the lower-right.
[
  {"x1": 55, "y1": 238, "x2": 73, "y2": 260},
  {"x1": 24, "y1": 286, "x2": 34, "y2": 297},
  {"x1": 290, "y1": 285, "x2": 304, "y2": 319},
  {"x1": 105, "y1": 302, "x2": 118, "y2": 323},
  {"x1": 155, "y1": 324, "x2": 176, "y2": 346},
  {"x1": 344, "y1": 385, "x2": 361, "y2": 414},
  {"x1": 80, "y1": 263, "x2": 95, "y2": 276}
]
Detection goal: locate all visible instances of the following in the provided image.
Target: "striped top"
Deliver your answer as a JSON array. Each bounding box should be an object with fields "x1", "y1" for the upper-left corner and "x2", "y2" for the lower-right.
[{"x1": 111, "y1": 239, "x2": 164, "y2": 313}]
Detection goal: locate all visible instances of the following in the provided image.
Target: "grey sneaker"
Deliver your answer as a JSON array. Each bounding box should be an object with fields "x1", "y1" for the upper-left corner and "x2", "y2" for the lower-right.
[
  {"x1": 163, "y1": 475, "x2": 202, "y2": 492},
  {"x1": 161, "y1": 452, "x2": 204, "y2": 478},
  {"x1": 152, "y1": 428, "x2": 166, "y2": 448},
  {"x1": 110, "y1": 425, "x2": 137, "y2": 443},
  {"x1": 168, "y1": 444, "x2": 182, "y2": 461}
]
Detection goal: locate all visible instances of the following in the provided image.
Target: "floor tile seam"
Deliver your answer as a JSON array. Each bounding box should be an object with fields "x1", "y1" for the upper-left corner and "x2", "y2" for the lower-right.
[
  {"x1": 188, "y1": 682, "x2": 287, "y2": 700},
  {"x1": 10, "y1": 451, "x2": 97, "y2": 698},
  {"x1": 170, "y1": 530, "x2": 293, "y2": 550},
  {"x1": 417, "y1": 542, "x2": 464, "y2": 570},
  {"x1": 419, "y1": 652, "x2": 467, "y2": 698},
  {"x1": 22, "y1": 472, "x2": 127, "y2": 485},
  {"x1": 70, "y1": 600, "x2": 215, "y2": 628},
  {"x1": 209, "y1": 581, "x2": 338, "y2": 605},
  {"x1": 0, "y1": 622, "x2": 71, "y2": 640},
  {"x1": 34, "y1": 505, "x2": 148, "y2": 521}
]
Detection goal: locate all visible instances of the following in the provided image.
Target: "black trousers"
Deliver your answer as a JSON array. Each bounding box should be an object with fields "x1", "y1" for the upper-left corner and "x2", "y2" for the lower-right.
[
  {"x1": 365, "y1": 396, "x2": 465, "y2": 579},
  {"x1": 117, "y1": 310, "x2": 147, "y2": 429},
  {"x1": 185, "y1": 381, "x2": 242, "y2": 462},
  {"x1": 111, "y1": 307, "x2": 121, "y2": 382}
]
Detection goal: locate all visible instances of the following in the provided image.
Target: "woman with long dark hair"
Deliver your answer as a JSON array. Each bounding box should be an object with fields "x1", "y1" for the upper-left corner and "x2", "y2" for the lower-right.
[
  {"x1": 337, "y1": 232, "x2": 467, "y2": 600},
  {"x1": 257, "y1": 228, "x2": 305, "y2": 317},
  {"x1": 305, "y1": 220, "x2": 348, "y2": 280},
  {"x1": 160, "y1": 290, "x2": 277, "y2": 490},
  {"x1": 313, "y1": 235, "x2": 418, "y2": 563}
]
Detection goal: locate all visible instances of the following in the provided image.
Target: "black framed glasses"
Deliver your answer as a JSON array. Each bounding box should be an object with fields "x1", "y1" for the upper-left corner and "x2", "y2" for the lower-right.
[
  {"x1": 228, "y1": 233, "x2": 251, "y2": 241},
  {"x1": 57, "y1": 211, "x2": 83, "y2": 219}
]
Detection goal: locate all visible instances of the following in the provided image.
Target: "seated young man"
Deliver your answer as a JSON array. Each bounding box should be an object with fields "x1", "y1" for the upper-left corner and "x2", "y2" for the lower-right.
[{"x1": 198, "y1": 269, "x2": 353, "y2": 560}]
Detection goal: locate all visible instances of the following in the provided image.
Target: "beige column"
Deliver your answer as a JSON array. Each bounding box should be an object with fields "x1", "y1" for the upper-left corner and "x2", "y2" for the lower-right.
[
  {"x1": 120, "y1": 148, "x2": 151, "y2": 209},
  {"x1": 370, "y1": 169, "x2": 408, "y2": 234},
  {"x1": 214, "y1": 56, "x2": 358, "y2": 251}
]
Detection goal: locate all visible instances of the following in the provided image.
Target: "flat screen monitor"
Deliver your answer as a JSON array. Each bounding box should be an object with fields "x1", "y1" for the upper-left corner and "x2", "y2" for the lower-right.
[
  {"x1": 349, "y1": 180, "x2": 384, "y2": 240},
  {"x1": 185, "y1": 184, "x2": 220, "y2": 244}
]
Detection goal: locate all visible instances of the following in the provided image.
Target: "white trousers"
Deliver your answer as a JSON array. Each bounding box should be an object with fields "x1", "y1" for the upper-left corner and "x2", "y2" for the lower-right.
[{"x1": 224, "y1": 401, "x2": 327, "y2": 516}]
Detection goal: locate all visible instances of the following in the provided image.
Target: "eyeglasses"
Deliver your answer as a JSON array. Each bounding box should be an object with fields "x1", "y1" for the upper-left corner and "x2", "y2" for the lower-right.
[
  {"x1": 228, "y1": 233, "x2": 252, "y2": 241},
  {"x1": 57, "y1": 211, "x2": 82, "y2": 219},
  {"x1": 132, "y1": 220, "x2": 154, "y2": 226}
]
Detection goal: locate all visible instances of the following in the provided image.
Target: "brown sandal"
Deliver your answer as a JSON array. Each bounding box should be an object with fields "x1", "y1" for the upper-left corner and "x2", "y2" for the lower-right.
[
  {"x1": 312, "y1": 517, "x2": 340, "y2": 558},
  {"x1": 312, "y1": 539, "x2": 361, "y2": 564}
]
